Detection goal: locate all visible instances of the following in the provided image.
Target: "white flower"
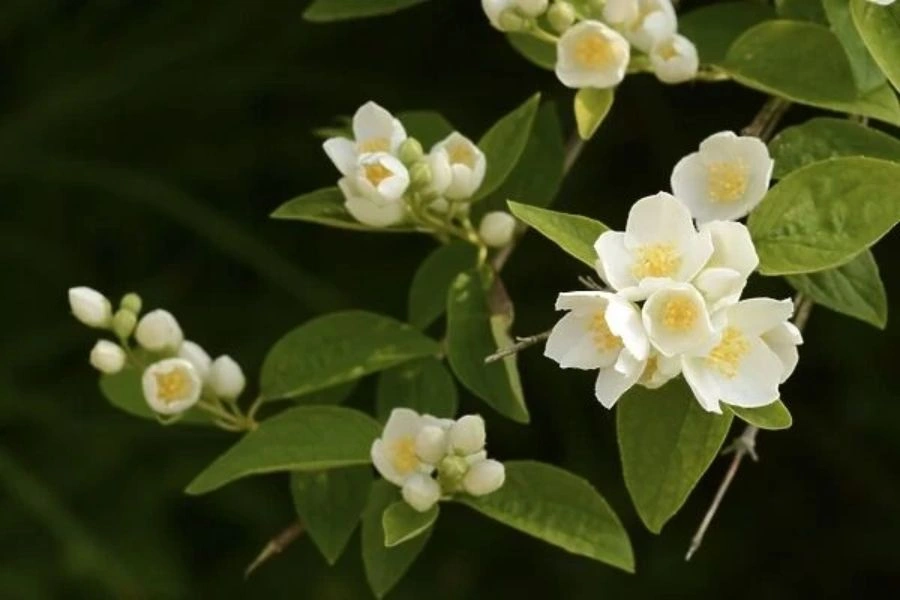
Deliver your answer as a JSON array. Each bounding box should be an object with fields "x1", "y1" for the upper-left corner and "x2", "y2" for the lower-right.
[
  {"x1": 463, "y1": 459, "x2": 506, "y2": 496},
  {"x1": 693, "y1": 220, "x2": 759, "y2": 310},
  {"x1": 178, "y1": 341, "x2": 212, "y2": 379},
  {"x1": 430, "y1": 133, "x2": 486, "y2": 200},
  {"x1": 141, "y1": 358, "x2": 202, "y2": 415},
  {"x1": 682, "y1": 298, "x2": 794, "y2": 413},
  {"x1": 637, "y1": 350, "x2": 681, "y2": 389},
  {"x1": 402, "y1": 473, "x2": 442, "y2": 512},
  {"x1": 208, "y1": 355, "x2": 246, "y2": 400},
  {"x1": 762, "y1": 321, "x2": 803, "y2": 383},
  {"x1": 449, "y1": 415, "x2": 486, "y2": 455},
  {"x1": 68, "y1": 287, "x2": 112, "y2": 328},
  {"x1": 134, "y1": 309, "x2": 183, "y2": 352},
  {"x1": 556, "y1": 20, "x2": 630, "y2": 89},
  {"x1": 650, "y1": 34, "x2": 699, "y2": 84},
  {"x1": 415, "y1": 425, "x2": 449, "y2": 465},
  {"x1": 545, "y1": 291, "x2": 650, "y2": 407},
  {"x1": 515, "y1": 0, "x2": 548, "y2": 17},
  {"x1": 338, "y1": 176, "x2": 407, "y2": 228},
  {"x1": 89, "y1": 340, "x2": 126, "y2": 374},
  {"x1": 642, "y1": 283, "x2": 717, "y2": 357},
  {"x1": 479, "y1": 211, "x2": 517, "y2": 248},
  {"x1": 371, "y1": 408, "x2": 434, "y2": 486},
  {"x1": 482, "y1": 0, "x2": 517, "y2": 30},
  {"x1": 595, "y1": 192, "x2": 714, "y2": 300},
  {"x1": 354, "y1": 152, "x2": 410, "y2": 204},
  {"x1": 603, "y1": 0, "x2": 677, "y2": 53},
  {"x1": 322, "y1": 102, "x2": 406, "y2": 175},
  {"x1": 670, "y1": 131, "x2": 774, "y2": 223}
]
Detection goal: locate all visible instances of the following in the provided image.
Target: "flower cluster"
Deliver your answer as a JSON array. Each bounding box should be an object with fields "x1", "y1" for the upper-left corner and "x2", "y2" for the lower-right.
[
  {"x1": 482, "y1": 0, "x2": 699, "y2": 87},
  {"x1": 544, "y1": 131, "x2": 802, "y2": 413},
  {"x1": 323, "y1": 102, "x2": 516, "y2": 248},
  {"x1": 68, "y1": 287, "x2": 246, "y2": 419},
  {"x1": 371, "y1": 409, "x2": 506, "y2": 512}
]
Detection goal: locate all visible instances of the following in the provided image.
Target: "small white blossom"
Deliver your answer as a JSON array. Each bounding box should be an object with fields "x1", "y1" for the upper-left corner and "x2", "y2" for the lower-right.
[
  {"x1": 178, "y1": 341, "x2": 212, "y2": 379},
  {"x1": 545, "y1": 291, "x2": 650, "y2": 407},
  {"x1": 323, "y1": 102, "x2": 406, "y2": 175},
  {"x1": 135, "y1": 309, "x2": 183, "y2": 352},
  {"x1": 463, "y1": 459, "x2": 506, "y2": 496},
  {"x1": 449, "y1": 415, "x2": 486, "y2": 455},
  {"x1": 556, "y1": 20, "x2": 630, "y2": 89},
  {"x1": 637, "y1": 350, "x2": 681, "y2": 389},
  {"x1": 693, "y1": 220, "x2": 759, "y2": 310},
  {"x1": 479, "y1": 211, "x2": 517, "y2": 248},
  {"x1": 670, "y1": 130, "x2": 774, "y2": 223},
  {"x1": 762, "y1": 321, "x2": 803, "y2": 383},
  {"x1": 415, "y1": 425, "x2": 449, "y2": 465},
  {"x1": 141, "y1": 358, "x2": 202, "y2": 415},
  {"x1": 650, "y1": 34, "x2": 699, "y2": 84},
  {"x1": 371, "y1": 408, "x2": 435, "y2": 486},
  {"x1": 68, "y1": 287, "x2": 112, "y2": 328},
  {"x1": 338, "y1": 176, "x2": 407, "y2": 227},
  {"x1": 89, "y1": 340, "x2": 126, "y2": 374},
  {"x1": 208, "y1": 355, "x2": 246, "y2": 400},
  {"x1": 430, "y1": 133, "x2": 486, "y2": 200},
  {"x1": 682, "y1": 298, "x2": 795, "y2": 413},
  {"x1": 402, "y1": 473, "x2": 442, "y2": 512},
  {"x1": 353, "y1": 152, "x2": 410, "y2": 204},
  {"x1": 642, "y1": 283, "x2": 717, "y2": 357},
  {"x1": 595, "y1": 192, "x2": 713, "y2": 300},
  {"x1": 603, "y1": 0, "x2": 677, "y2": 53}
]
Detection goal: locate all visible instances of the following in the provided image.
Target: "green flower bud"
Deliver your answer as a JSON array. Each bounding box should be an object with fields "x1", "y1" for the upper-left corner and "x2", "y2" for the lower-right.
[
  {"x1": 498, "y1": 8, "x2": 528, "y2": 32},
  {"x1": 112, "y1": 309, "x2": 138, "y2": 339},
  {"x1": 120, "y1": 292, "x2": 142, "y2": 315},
  {"x1": 516, "y1": 0, "x2": 548, "y2": 18},
  {"x1": 397, "y1": 138, "x2": 424, "y2": 165},
  {"x1": 437, "y1": 454, "x2": 469, "y2": 493},
  {"x1": 409, "y1": 160, "x2": 432, "y2": 188},
  {"x1": 547, "y1": 1, "x2": 576, "y2": 33}
]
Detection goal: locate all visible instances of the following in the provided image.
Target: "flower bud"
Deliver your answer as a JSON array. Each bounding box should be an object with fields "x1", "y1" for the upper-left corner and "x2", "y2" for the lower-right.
[
  {"x1": 409, "y1": 160, "x2": 432, "y2": 188},
  {"x1": 547, "y1": 1, "x2": 576, "y2": 33},
  {"x1": 479, "y1": 211, "x2": 517, "y2": 248},
  {"x1": 89, "y1": 340, "x2": 126, "y2": 374},
  {"x1": 449, "y1": 414, "x2": 487, "y2": 455},
  {"x1": 415, "y1": 425, "x2": 448, "y2": 465},
  {"x1": 111, "y1": 309, "x2": 137, "y2": 339},
  {"x1": 515, "y1": 0, "x2": 548, "y2": 17},
  {"x1": 498, "y1": 8, "x2": 528, "y2": 32},
  {"x1": 142, "y1": 358, "x2": 202, "y2": 415},
  {"x1": 397, "y1": 138, "x2": 424, "y2": 165},
  {"x1": 401, "y1": 473, "x2": 442, "y2": 513},
  {"x1": 208, "y1": 355, "x2": 246, "y2": 400},
  {"x1": 463, "y1": 459, "x2": 506, "y2": 496},
  {"x1": 178, "y1": 340, "x2": 212, "y2": 379},
  {"x1": 429, "y1": 197, "x2": 450, "y2": 214},
  {"x1": 68, "y1": 287, "x2": 112, "y2": 328},
  {"x1": 120, "y1": 292, "x2": 142, "y2": 315},
  {"x1": 135, "y1": 309, "x2": 183, "y2": 352}
]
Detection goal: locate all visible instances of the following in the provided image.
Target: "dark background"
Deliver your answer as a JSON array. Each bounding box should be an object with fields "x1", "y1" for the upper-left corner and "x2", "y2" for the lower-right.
[{"x1": 2, "y1": 1, "x2": 899, "y2": 598}]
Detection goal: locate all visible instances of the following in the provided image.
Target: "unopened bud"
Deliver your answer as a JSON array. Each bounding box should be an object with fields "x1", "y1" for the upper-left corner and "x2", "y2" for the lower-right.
[
  {"x1": 89, "y1": 340, "x2": 126, "y2": 374},
  {"x1": 178, "y1": 340, "x2": 212, "y2": 379},
  {"x1": 120, "y1": 292, "x2": 142, "y2": 315},
  {"x1": 479, "y1": 211, "x2": 517, "y2": 248},
  {"x1": 449, "y1": 415, "x2": 487, "y2": 455},
  {"x1": 68, "y1": 287, "x2": 112, "y2": 328},
  {"x1": 397, "y1": 138, "x2": 424, "y2": 165},
  {"x1": 547, "y1": 1, "x2": 576, "y2": 32},
  {"x1": 463, "y1": 459, "x2": 506, "y2": 496},
  {"x1": 498, "y1": 8, "x2": 528, "y2": 32},
  {"x1": 402, "y1": 473, "x2": 441, "y2": 513},
  {"x1": 112, "y1": 309, "x2": 137, "y2": 339},
  {"x1": 516, "y1": 0, "x2": 548, "y2": 17},
  {"x1": 208, "y1": 355, "x2": 246, "y2": 400},
  {"x1": 135, "y1": 309, "x2": 183, "y2": 352},
  {"x1": 415, "y1": 425, "x2": 448, "y2": 465},
  {"x1": 409, "y1": 160, "x2": 432, "y2": 188}
]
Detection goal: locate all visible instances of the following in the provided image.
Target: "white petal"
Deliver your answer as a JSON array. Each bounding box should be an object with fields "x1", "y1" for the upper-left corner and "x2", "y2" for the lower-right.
[
  {"x1": 344, "y1": 195, "x2": 406, "y2": 228},
  {"x1": 624, "y1": 192, "x2": 696, "y2": 250},
  {"x1": 676, "y1": 227, "x2": 715, "y2": 282},
  {"x1": 352, "y1": 102, "x2": 401, "y2": 148},
  {"x1": 682, "y1": 356, "x2": 723, "y2": 413},
  {"x1": 544, "y1": 312, "x2": 610, "y2": 369},
  {"x1": 638, "y1": 351, "x2": 681, "y2": 389},
  {"x1": 428, "y1": 148, "x2": 452, "y2": 194},
  {"x1": 651, "y1": 35, "x2": 699, "y2": 84},
  {"x1": 762, "y1": 322, "x2": 802, "y2": 383},
  {"x1": 371, "y1": 439, "x2": 404, "y2": 486},
  {"x1": 594, "y1": 356, "x2": 643, "y2": 408},
  {"x1": 402, "y1": 473, "x2": 441, "y2": 512},
  {"x1": 555, "y1": 21, "x2": 630, "y2": 89},
  {"x1": 726, "y1": 298, "x2": 794, "y2": 337},
  {"x1": 717, "y1": 338, "x2": 783, "y2": 409},
  {"x1": 322, "y1": 137, "x2": 357, "y2": 176},
  {"x1": 555, "y1": 290, "x2": 606, "y2": 314},
  {"x1": 383, "y1": 408, "x2": 424, "y2": 441},
  {"x1": 700, "y1": 220, "x2": 759, "y2": 277},
  {"x1": 605, "y1": 294, "x2": 649, "y2": 360},
  {"x1": 642, "y1": 284, "x2": 717, "y2": 357},
  {"x1": 595, "y1": 231, "x2": 637, "y2": 291},
  {"x1": 694, "y1": 267, "x2": 745, "y2": 310}
]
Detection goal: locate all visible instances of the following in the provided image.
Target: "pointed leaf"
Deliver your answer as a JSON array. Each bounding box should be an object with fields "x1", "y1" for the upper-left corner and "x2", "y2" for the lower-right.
[
  {"x1": 506, "y1": 33, "x2": 556, "y2": 70},
  {"x1": 291, "y1": 467, "x2": 372, "y2": 565},
  {"x1": 303, "y1": 0, "x2": 428, "y2": 22},
  {"x1": 508, "y1": 201, "x2": 608, "y2": 267},
  {"x1": 851, "y1": 0, "x2": 900, "y2": 93},
  {"x1": 376, "y1": 358, "x2": 458, "y2": 422},
  {"x1": 574, "y1": 88, "x2": 614, "y2": 140},
  {"x1": 270, "y1": 187, "x2": 415, "y2": 233},
  {"x1": 617, "y1": 379, "x2": 733, "y2": 533},
  {"x1": 396, "y1": 110, "x2": 455, "y2": 147},
  {"x1": 186, "y1": 406, "x2": 380, "y2": 494},
  {"x1": 382, "y1": 502, "x2": 439, "y2": 547},
  {"x1": 823, "y1": 0, "x2": 886, "y2": 93},
  {"x1": 473, "y1": 94, "x2": 541, "y2": 201},
  {"x1": 729, "y1": 401, "x2": 793, "y2": 431},
  {"x1": 408, "y1": 242, "x2": 478, "y2": 330},
  {"x1": 679, "y1": 2, "x2": 776, "y2": 64}
]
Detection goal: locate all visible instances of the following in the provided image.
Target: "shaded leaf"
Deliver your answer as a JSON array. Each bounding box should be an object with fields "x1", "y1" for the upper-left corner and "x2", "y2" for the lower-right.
[
  {"x1": 851, "y1": 0, "x2": 900, "y2": 93},
  {"x1": 679, "y1": 2, "x2": 776, "y2": 64},
  {"x1": 375, "y1": 358, "x2": 458, "y2": 422},
  {"x1": 408, "y1": 242, "x2": 478, "y2": 330},
  {"x1": 382, "y1": 501, "x2": 439, "y2": 547},
  {"x1": 823, "y1": 0, "x2": 886, "y2": 93},
  {"x1": 304, "y1": 0, "x2": 429, "y2": 22},
  {"x1": 397, "y1": 110, "x2": 455, "y2": 147},
  {"x1": 474, "y1": 94, "x2": 541, "y2": 201}
]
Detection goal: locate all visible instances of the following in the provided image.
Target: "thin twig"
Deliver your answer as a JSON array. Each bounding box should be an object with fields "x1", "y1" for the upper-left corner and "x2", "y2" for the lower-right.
[
  {"x1": 244, "y1": 521, "x2": 305, "y2": 579},
  {"x1": 484, "y1": 331, "x2": 551, "y2": 364},
  {"x1": 578, "y1": 275, "x2": 606, "y2": 291},
  {"x1": 741, "y1": 97, "x2": 792, "y2": 142}
]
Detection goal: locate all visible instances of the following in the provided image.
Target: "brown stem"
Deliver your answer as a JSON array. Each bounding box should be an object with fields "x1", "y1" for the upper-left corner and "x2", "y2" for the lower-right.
[
  {"x1": 244, "y1": 521, "x2": 305, "y2": 579},
  {"x1": 484, "y1": 331, "x2": 551, "y2": 364}
]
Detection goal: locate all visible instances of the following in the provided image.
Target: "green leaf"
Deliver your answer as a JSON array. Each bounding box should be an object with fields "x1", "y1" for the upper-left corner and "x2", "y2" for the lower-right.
[
  {"x1": 507, "y1": 201, "x2": 608, "y2": 267},
  {"x1": 288, "y1": 381, "x2": 358, "y2": 406},
  {"x1": 748, "y1": 157, "x2": 900, "y2": 275},
  {"x1": 775, "y1": 0, "x2": 827, "y2": 24},
  {"x1": 574, "y1": 89, "x2": 614, "y2": 141},
  {"x1": 396, "y1": 110, "x2": 454, "y2": 147},
  {"x1": 290, "y1": 466, "x2": 372, "y2": 565},
  {"x1": 260, "y1": 311, "x2": 440, "y2": 401},
  {"x1": 270, "y1": 187, "x2": 415, "y2": 233},
  {"x1": 506, "y1": 33, "x2": 556, "y2": 71},
  {"x1": 473, "y1": 94, "x2": 541, "y2": 201},
  {"x1": 362, "y1": 481, "x2": 432, "y2": 598},
  {"x1": 722, "y1": 20, "x2": 900, "y2": 126},
  {"x1": 851, "y1": 0, "x2": 900, "y2": 93},
  {"x1": 823, "y1": 0, "x2": 886, "y2": 93},
  {"x1": 617, "y1": 379, "x2": 733, "y2": 533},
  {"x1": 408, "y1": 242, "x2": 478, "y2": 330},
  {"x1": 185, "y1": 406, "x2": 380, "y2": 495},
  {"x1": 382, "y1": 502, "x2": 439, "y2": 547},
  {"x1": 729, "y1": 401, "x2": 793, "y2": 431},
  {"x1": 458, "y1": 461, "x2": 633, "y2": 571},
  {"x1": 446, "y1": 269, "x2": 529, "y2": 424},
  {"x1": 678, "y1": 2, "x2": 776, "y2": 65},
  {"x1": 787, "y1": 250, "x2": 888, "y2": 329},
  {"x1": 375, "y1": 358, "x2": 458, "y2": 422},
  {"x1": 769, "y1": 117, "x2": 900, "y2": 178},
  {"x1": 304, "y1": 0, "x2": 428, "y2": 22},
  {"x1": 99, "y1": 366, "x2": 211, "y2": 425}
]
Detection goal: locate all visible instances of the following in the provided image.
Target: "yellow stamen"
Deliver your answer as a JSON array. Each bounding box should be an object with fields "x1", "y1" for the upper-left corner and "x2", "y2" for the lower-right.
[
  {"x1": 154, "y1": 367, "x2": 192, "y2": 405},
  {"x1": 358, "y1": 137, "x2": 390, "y2": 153},
  {"x1": 575, "y1": 34, "x2": 617, "y2": 69},
  {"x1": 639, "y1": 355, "x2": 659, "y2": 385},
  {"x1": 363, "y1": 162, "x2": 393, "y2": 186},
  {"x1": 662, "y1": 296, "x2": 698, "y2": 331},
  {"x1": 632, "y1": 243, "x2": 681, "y2": 279},
  {"x1": 389, "y1": 437, "x2": 418, "y2": 475},
  {"x1": 448, "y1": 143, "x2": 475, "y2": 168},
  {"x1": 706, "y1": 327, "x2": 750, "y2": 378},
  {"x1": 590, "y1": 311, "x2": 623, "y2": 352},
  {"x1": 656, "y1": 39, "x2": 678, "y2": 61},
  {"x1": 707, "y1": 160, "x2": 749, "y2": 203}
]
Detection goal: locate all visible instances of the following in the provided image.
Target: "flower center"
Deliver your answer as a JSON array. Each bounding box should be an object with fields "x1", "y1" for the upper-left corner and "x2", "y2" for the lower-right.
[
  {"x1": 639, "y1": 355, "x2": 659, "y2": 385},
  {"x1": 706, "y1": 326, "x2": 750, "y2": 378},
  {"x1": 154, "y1": 367, "x2": 192, "y2": 404},
  {"x1": 575, "y1": 34, "x2": 617, "y2": 69},
  {"x1": 590, "y1": 311, "x2": 623, "y2": 352},
  {"x1": 632, "y1": 243, "x2": 681, "y2": 279},
  {"x1": 358, "y1": 137, "x2": 390, "y2": 153},
  {"x1": 706, "y1": 160, "x2": 749, "y2": 203},
  {"x1": 656, "y1": 39, "x2": 678, "y2": 61},
  {"x1": 389, "y1": 437, "x2": 419, "y2": 475},
  {"x1": 662, "y1": 296, "x2": 697, "y2": 331},
  {"x1": 363, "y1": 162, "x2": 394, "y2": 186},
  {"x1": 448, "y1": 143, "x2": 475, "y2": 168}
]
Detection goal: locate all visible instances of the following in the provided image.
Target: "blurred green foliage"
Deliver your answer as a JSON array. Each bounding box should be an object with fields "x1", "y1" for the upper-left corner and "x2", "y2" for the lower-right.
[{"x1": 2, "y1": 0, "x2": 899, "y2": 598}]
